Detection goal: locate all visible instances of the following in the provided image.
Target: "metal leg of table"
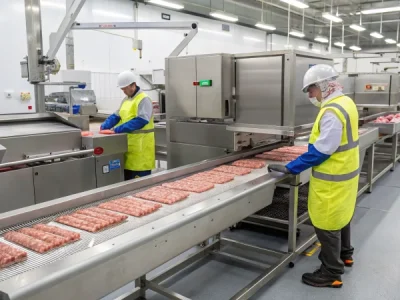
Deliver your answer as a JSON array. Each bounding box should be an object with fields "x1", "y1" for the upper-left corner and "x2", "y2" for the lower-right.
[
  {"x1": 391, "y1": 133, "x2": 398, "y2": 171},
  {"x1": 146, "y1": 280, "x2": 192, "y2": 300},
  {"x1": 367, "y1": 144, "x2": 375, "y2": 193},
  {"x1": 288, "y1": 175, "x2": 300, "y2": 253}
]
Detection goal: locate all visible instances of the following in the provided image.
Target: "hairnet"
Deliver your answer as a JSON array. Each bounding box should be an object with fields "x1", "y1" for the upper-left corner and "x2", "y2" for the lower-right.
[{"x1": 316, "y1": 79, "x2": 343, "y2": 100}]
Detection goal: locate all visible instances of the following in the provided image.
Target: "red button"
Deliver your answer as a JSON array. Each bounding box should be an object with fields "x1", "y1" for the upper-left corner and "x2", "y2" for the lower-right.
[
  {"x1": 193, "y1": 82, "x2": 199, "y2": 86},
  {"x1": 28, "y1": 106, "x2": 32, "y2": 110}
]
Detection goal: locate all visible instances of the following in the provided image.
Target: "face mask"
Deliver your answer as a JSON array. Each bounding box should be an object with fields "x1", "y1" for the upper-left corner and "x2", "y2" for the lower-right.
[{"x1": 309, "y1": 97, "x2": 321, "y2": 108}]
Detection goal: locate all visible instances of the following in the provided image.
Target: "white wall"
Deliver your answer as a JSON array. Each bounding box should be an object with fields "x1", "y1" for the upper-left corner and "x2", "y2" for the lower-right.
[{"x1": 0, "y1": 0, "x2": 270, "y2": 114}]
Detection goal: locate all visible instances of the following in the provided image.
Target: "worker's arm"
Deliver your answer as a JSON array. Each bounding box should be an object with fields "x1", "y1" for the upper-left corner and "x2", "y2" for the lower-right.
[
  {"x1": 100, "y1": 114, "x2": 120, "y2": 130},
  {"x1": 285, "y1": 111, "x2": 343, "y2": 175},
  {"x1": 114, "y1": 97, "x2": 153, "y2": 134}
]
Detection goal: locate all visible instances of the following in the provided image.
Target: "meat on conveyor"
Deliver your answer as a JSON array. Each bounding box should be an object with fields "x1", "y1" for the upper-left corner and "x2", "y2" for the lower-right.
[
  {"x1": 162, "y1": 179, "x2": 215, "y2": 193},
  {"x1": 135, "y1": 186, "x2": 190, "y2": 204},
  {"x1": 0, "y1": 242, "x2": 27, "y2": 268},
  {"x1": 212, "y1": 165, "x2": 253, "y2": 175},
  {"x1": 32, "y1": 224, "x2": 81, "y2": 242},
  {"x1": 4, "y1": 231, "x2": 53, "y2": 254},
  {"x1": 18, "y1": 228, "x2": 68, "y2": 248},
  {"x1": 232, "y1": 159, "x2": 266, "y2": 169},
  {"x1": 98, "y1": 197, "x2": 161, "y2": 217},
  {"x1": 186, "y1": 171, "x2": 235, "y2": 184}
]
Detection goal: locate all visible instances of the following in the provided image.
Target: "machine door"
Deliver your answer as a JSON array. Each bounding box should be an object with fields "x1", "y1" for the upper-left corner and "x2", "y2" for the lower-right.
[
  {"x1": 33, "y1": 157, "x2": 96, "y2": 203},
  {"x1": 0, "y1": 168, "x2": 35, "y2": 213},
  {"x1": 95, "y1": 154, "x2": 125, "y2": 188},
  {"x1": 166, "y1": 56, "x2": 197, "y2": 118}
]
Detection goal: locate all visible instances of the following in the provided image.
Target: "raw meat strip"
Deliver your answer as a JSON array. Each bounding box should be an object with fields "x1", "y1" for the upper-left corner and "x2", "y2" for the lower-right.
[
  {"x1": 85, "y1": 207, "x2": 128, "y2": 222},
  {"x1": 232, "y1": 159, "x2": 266, "y2": 169},
  {"x1": 111, "y1": 198, "x2": 160, "y2": 214},
  {"x1": 75, "y1": 209, "x2": 124, "y2": 224},
  {"x1": 0, "y1": 252, "x2": 15, "y2": 268},
  {"x1": 99, "y1": 129, "x2": 114, "y2": 135},
  {"x1": 212, "y1": 165, "x2": 252, "y2": 176},
  {"x1": 19, "y1": 228, "x2": 67, "y2": 247},
  {"x1": 0, "y1": 242, "x2": 27, "y2": 262},
  {"x1": 135, "y1": 186, "x2": 189, "y2": 204},
  {"x1": 81, "y1": 131, "x2": 94, "y2": 137},
  {"x1": 255, "y1": 154, "x2": 297, "y2": 162},
  {"x1": 106, "y1": 200, "x2": 148, "y2": 216},
  {"x1": 186, "y1": 171, "x2": 235, "y2": 184},
  {"x1": 70, "y1": 213, "x2": 111, "y2": 227},
  {"x1": 162, "y1": 179, "x2": 214, "y2": 193},
  {"x1": 4, "y1": 231, "x2": 52, "y2": 253},
  {"x1": 56, "y1": 216, "x2": 102, "y2": 232},
  {"x1": 125, "y1": 198, "x2": 162, "y2": 209},
  {"x1": 98, "y1": 202, "x2": 147, "y2": 217},
  {"x1": 32, "y1": 224, "x2": 80, "y2": 242}
]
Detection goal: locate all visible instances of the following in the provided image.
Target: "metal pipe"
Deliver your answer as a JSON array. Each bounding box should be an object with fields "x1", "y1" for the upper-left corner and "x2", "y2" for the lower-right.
[
  {"x1": 287, "y1": 4, "x2": 290, "y2": 45},
  {"x1": 0, "y1": 149, "x2": 94, "y2": 169}
]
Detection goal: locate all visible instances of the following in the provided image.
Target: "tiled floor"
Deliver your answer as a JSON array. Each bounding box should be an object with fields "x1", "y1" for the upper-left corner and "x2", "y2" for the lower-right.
[{"x1": 104, "y1": 166, "x2": 400, "y2": 300}]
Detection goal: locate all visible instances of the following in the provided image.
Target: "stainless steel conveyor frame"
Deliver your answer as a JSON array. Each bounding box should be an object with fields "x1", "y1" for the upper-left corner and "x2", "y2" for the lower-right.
[{"x1": 0, "y1": 144, "x2": 316, "y2": 300}]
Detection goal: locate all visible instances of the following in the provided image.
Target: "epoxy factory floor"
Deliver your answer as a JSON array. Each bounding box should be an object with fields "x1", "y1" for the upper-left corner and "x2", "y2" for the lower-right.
[{"x1": 104, "y1": 167, "x2": 400, "y2": 300}]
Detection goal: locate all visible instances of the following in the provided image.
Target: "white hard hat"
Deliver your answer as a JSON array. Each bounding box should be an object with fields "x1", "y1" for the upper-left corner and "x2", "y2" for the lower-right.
[
  {"x1": 117, "y1": 71, "x2": 137, "y2": 88},
  {"x1": 302, "y1": 64, "x2": 338, "y2": 93}
]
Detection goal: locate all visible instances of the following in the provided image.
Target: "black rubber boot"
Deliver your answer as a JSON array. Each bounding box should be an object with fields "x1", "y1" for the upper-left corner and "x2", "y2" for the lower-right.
[
  {"x1": 302, "y1": 269, "x2": 343, "y2": 288},
  {"x1": 341, "y1": 257, "x2": 354, "y2": 267}
]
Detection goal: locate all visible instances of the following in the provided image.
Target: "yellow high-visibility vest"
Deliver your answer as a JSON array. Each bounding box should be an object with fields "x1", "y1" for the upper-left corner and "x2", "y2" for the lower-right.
[
  {"x1": 308, "y1": 95, "x2": 359, "y2": 230},
  {"x1": 117, "y1": 92, "x2": 155, "y2": 171}
]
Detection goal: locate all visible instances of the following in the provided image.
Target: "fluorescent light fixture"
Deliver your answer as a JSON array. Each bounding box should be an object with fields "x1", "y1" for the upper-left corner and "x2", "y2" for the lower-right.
[
  {"x1": 92, "y1": 9, "x2": 132, "y2": 20},
  {"x1": 312, "y1": 48, "x2": 321, "y2": 53},
  {"x1": 322, "y1": 12, "x2": 342, "y2": 23},
  {"x1": 289, "y1": 30, "x2": 305, "y2": 38},
  {"x1": 349, "y1": 45, "x2": 361, "y2": 51},
  {"x1": 198, "y1": 28, "x2": 232, "y2": 37},
  {"x1": 284, "y1": 44, "x2": 294, "y2": 48},
  {"x1": 298, "y1": 46, "x2": 307, "y2": 50},
  {"x1": 280, "y1": 0, "x2": 309, "y2": 9},
  {"x1": 209, "y1": 11, "x2": 238, "y2": 22},
  {"x1": 397, "y1": 43, "x2": 400, "y2": 47},
  {"x1": 334, "y1": 42, "x2": 346, "y2": 47},
  {"x1": 41, "y1": 0, "x2": 66, "y2": 9},
  {"x1": 314, "y1": 36, "x2": 329, "y2": 43},
  {"x1": 370, "y1": 32, "x2": 384, "y2": 39},
  {"x1": 148, "y1": 0, "x2": 184, "y2": 10},
  {"x1": 385, "y1": 38, "x2": 397, "y2": 44},
  {"x1": 255, "y1": 22, "x2": 276, "y2": 31},
  {"x1": 350, "y1": 24, "x2": 366, "y2": 32},
  {"x1": 244, "y1": 36, "x2": 264, "y2": 42},
  {"x1": 361, "y1": 6, "x2": 400, "y2": 15}
]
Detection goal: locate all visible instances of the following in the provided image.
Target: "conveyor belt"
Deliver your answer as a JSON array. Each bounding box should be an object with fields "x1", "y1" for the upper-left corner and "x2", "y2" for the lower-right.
[
  {"x1": 0, "y1": 163, "x2": 274, "y2": 282},
  {"x1": 255, "y1": 184, "x2": 309, "y2": 220}
]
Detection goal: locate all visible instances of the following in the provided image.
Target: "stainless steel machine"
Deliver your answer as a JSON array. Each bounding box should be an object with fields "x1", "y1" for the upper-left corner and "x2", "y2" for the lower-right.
[
  {"x1": 0, "y1": 113, "x2": 127, "y2": 212},
  {"x1": 166, "y1": 51, "x2": 333, "y2": 168},
  {"x1": 45, "y1": 89, "x2": 97, "y2": 116}
]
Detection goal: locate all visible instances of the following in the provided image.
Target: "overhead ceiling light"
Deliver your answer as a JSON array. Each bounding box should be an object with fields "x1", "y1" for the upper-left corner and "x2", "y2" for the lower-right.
[
  {"x1": 92, "y1": 9, "x2": 132, "y2": 19},
  {"x1": 289, "y1": 30, "x2": 305, "y2": 38},
  {"x1": 147, "y1": 0, "x2": 184, "y2": 9},
  {"x1": 255, "y1": 22, "x2": 276, "y2": 31},
  {"x1": 314, "y1": 36, "x2": 329, "y2": 43},
  {"x1": 350, "y1": 24, "x2": 366, "y2": 32},
  {"x1": 312, "y1": 48, "x2": 321, "y2": 53},
  {"x1": 244, "y1": 36, "x2": 264, "y2": 42},
  {"x1": 385, "y1": 38, "x2": 397, "y2": 44},
  {"x1": 322, "y1": 12, "x2": 342, "y2": 23},
  {"x1": 280, "y1": 0, "x2": 309, "y2": 9},
  {"x1": 41, "y1": 1, "x2": 66, "y2": 9},
  {"x1": 298, "y1": 45, "x2": 307, "y2": 50},
  {"x1": 334, "y1": 41, "x2": 346, "y2": 47},
  {"x1": 284, "y1": 44, "x2": 294, "y2": 48},
  {"x1": 370, "y1": 32, "x2": 384, "y2": 39},
  {"x1": 349, "y1": 45, "x2": 361, "y2": 51},
  {"x1": 209, "y1": 11, "x2": 238, "y2": 22},
  {"x1": 361, "y1": 6, "x2": 400, "y2": 15}
]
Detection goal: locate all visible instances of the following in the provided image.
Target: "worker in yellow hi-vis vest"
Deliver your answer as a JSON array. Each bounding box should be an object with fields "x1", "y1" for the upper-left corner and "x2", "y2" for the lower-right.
[
  {"x1": 101, "y1": 71, "x2": 155, "y2": 181},
  {"x1": 269, "y1": 64, "x2": 359, "y2": 289}
]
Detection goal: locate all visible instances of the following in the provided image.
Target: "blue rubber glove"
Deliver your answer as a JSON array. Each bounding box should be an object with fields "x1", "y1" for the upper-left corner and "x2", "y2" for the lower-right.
[
  {"x1": 268, "y1": 164, "x2": 292, "y2": 174},
  {"x1": 285, "y1": 144, "x2": 330, "y2": 175},
  {"x1": 114, "y1": 117, "x2": 149, "y2": 134},
  {"x1": 100, "y1": 114, "x2": 120, "y2": 130}
]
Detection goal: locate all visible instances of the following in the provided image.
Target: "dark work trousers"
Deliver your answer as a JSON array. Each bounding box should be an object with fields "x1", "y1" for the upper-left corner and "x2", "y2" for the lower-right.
[
  {"x1": 314, "y1": 221, "x2": 354, "y2": 277},
  {"x1": 124, "y1": 170, "x2": 151, "y2": 181}
]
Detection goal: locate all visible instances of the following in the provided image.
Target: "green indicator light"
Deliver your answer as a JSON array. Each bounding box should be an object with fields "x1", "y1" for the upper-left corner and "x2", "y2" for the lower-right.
[{"x1": 199, "y1": 80, "x2": 212, "y2": 87}]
